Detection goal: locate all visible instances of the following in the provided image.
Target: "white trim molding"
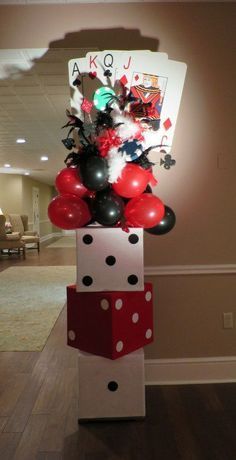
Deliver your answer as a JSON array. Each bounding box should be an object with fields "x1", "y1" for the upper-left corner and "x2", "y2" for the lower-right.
[
  {"x1": 62, "y1": 230, "x2": 76, "y2": 236},
  {"x1": 144, "y1": 265, "x2": 236, "y2": 276},
  {"x1": 145, "y1": 356, "x2": 236, "y2": 385},
  {"x1": 40, "y1": 232, "x2": 62, "y2": 243}
]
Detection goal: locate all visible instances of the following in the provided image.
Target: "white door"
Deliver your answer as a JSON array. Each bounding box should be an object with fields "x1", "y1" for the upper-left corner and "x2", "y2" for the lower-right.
[{"x1": 32, "y1": 187, "x2": 40, "y2": 234}]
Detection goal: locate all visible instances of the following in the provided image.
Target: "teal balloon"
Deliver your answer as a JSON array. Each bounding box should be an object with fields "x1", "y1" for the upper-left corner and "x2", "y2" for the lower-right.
[{"x1": 93, "y1": 86, "x2": 115, "y2": 111}]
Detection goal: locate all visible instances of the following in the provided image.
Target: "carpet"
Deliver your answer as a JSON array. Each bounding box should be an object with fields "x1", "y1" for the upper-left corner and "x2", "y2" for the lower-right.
[
  {"x1": 47, "y1": 236, "x2": 76, "y2": 248},
  {"x1": 0, "y1": 266, "x2": 76, "y2": 351}
]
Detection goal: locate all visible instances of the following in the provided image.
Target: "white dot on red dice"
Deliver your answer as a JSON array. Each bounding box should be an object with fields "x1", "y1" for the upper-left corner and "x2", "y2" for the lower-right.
[
  {"x1": 116, "y1": 340, "x2": 123, "y2": 352},
  {"x1": 115, "y1": 299, "x2": 123, "y2": 310},
  {"x1": 68, "y1": 330, "x2": 76, "y2": 341},
  {"x1": 100, "y1": 299, "x2": 110, "y2": 310},
  {"x1": 145, "y1": 291, "x2": 152, "y2": 302},
  {"x1": 145, "y1": 329, "x2": 152, "y2": 339},
  {"x1": 132, "y1": 312, "x2": 139, "y2": 323}
]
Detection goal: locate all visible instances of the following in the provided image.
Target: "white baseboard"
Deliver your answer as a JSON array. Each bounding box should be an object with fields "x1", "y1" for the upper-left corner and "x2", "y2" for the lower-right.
[
  {"x1": 40, "y1": 232, "x2": 62, "y2": 243},
  {"x1": 145, "y1": 265, "x2": 236, "y2": 276},
  {"x1": 62, "y1": 230, "x2": 76, "y2": 236},
  {"x1": 145, "y1": 356, "x2": 236, "y2": 385}
]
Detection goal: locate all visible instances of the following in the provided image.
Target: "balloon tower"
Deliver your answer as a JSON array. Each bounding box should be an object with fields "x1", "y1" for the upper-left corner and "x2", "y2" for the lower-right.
[{"x1": 48, "y1": 50, "x2": 187, "y2": 420}]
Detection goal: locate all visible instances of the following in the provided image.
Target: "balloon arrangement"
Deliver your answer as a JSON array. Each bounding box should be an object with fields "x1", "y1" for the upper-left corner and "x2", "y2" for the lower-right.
[{"x1": 48, "y1": 81, "x2": 176, "y2": 235}]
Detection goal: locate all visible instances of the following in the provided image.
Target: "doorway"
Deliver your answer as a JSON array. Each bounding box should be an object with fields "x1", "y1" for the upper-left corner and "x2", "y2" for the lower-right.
[{"x1": 32, "y1": 187, "x2": 40, "y2": 234}]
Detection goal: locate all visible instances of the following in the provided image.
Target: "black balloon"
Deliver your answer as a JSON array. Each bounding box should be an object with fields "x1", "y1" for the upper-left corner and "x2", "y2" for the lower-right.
[
  {"x1": 144, "y1": 184, "x2": 152, "y2": 193},
  {"x1": 92, "y1": 190, "x2": 124, "y2": 226},
  {"x1": 145, "y1": 205, "x2": 176, "y2": 235},
  {"x1": 80, "y1": 155, "x2": 109, "y2": 191}
]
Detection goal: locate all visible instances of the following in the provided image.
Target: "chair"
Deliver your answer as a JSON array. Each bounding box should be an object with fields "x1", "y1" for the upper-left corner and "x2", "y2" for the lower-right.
[
  {"x1": 8, "y1": 214, "x2": 40, "y2": 253},
  {"x1": 0, "y1": 215, "x2": 26, "y2": 258}
]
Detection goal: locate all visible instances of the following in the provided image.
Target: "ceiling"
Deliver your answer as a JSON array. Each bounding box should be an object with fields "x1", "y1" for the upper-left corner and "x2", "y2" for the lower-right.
[{"x1": 0, "y1": 48, "x2": 91, "y2": 185}]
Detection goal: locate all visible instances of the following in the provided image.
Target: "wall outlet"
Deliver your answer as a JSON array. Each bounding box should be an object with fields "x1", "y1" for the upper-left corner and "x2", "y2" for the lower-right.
[{"x1": 223, "y1": 312, "x2": 234, "y2": 329}]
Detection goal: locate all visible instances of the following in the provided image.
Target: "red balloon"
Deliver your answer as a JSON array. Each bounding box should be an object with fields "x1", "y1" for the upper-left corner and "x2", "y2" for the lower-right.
[
  {"x1": 48, "y1": 194, "x2": 91, "y2": 230},
  {"x1": 55, "y1": 167, "x2": 88, "y2": 198},
  {"x1": 124, "y1": 193, "x2": 165, "y2": 228},
  {"x1": 112, "y1": 164, "x2": 150, "y2": 198}
]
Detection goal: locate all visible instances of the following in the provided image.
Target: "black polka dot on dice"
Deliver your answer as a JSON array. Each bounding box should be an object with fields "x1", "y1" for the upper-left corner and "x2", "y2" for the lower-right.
[
  {"x1": 105, "y1": 255, "x2": 116, "y2": 266},
  {"x1": 82, "y1": 276, "x2": 93, "y2": 286},
  {"x1": 83, "y1": 234, "x2": 93, "y2": 245},
  {"x1": 128, "y1": 234, "x2": 139, "y2": 244},
  {"x1": 107, "y1": 381, "x2": 118, "y2": 392},
  {"x1": 127, "y1": 274, "x2": 138, "y2": 285}
]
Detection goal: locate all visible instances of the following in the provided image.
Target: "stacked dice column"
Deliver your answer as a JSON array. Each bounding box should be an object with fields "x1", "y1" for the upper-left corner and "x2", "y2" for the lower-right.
[{"x1": 67, "y1": 227, "x2": 154, "y2": 421}]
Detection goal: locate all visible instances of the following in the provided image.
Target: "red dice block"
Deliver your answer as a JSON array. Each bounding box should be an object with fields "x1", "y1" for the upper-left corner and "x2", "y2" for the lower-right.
[{"x1": 67, "y1": 283, "x2": 154, "y2": 360}]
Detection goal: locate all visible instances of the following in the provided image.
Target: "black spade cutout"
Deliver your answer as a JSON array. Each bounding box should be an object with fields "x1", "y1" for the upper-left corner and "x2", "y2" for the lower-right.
[
  {"x1": 82, "y1": 276, "x2": 93, "y2": 286},
  {"x1": 127, "y1": 274, "x2": 138, "y2": 285},
  {"x1": 83, "y1": 234, "x2": 93, "y2": 245},
  {"x1": 107, "y1": 381, "x2": 118, "y2": 392},
  {"x1": 106, "y1": 255, "x2": 116, "y2": 266},
  {"x1": 128, "y1": 234, "x2": 139, "y2": 244}
]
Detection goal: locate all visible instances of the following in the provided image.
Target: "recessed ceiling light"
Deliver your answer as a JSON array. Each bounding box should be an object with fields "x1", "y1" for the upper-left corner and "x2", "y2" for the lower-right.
[
  {"x1": 24, "y1": 172, "x2": 30, "y2": 176},
  {"x1": 4, "y1": 163, "x2": 11, "y2": 168},
  {"x1": 16, "y1": 138, "x2": 26, "y2": 144},
  {"x1": 40, "y1": 156, "x2": 48, "y2": 161}
]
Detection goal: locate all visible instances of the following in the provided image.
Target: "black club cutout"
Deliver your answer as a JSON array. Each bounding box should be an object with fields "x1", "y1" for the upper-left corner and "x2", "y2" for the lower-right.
[
  {"x1": 106, "y1": 255, "x2": 116, "y2": 266},
  {"x1": 83, "y1": 234, "x2": 93, "y2": 245},
  {"x1": 128, "y1": 234, "x2": 139, "y2": 244},
  {"x1": 82, "y1": 276, "x2": 93, "y2": 286},
  {"x1": 107, "y1": 381, "x2": 118, "y2": 392},
  {"x1": 128, "y1": 274, "x2": 138, "y2": 285},
  {"x1": 104, "y1": 69, "x2": 112, "y2": 77}
]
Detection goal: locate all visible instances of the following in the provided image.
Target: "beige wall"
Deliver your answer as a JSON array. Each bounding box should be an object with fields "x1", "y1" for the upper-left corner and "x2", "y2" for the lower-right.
[
  {"x1": 0, "y1": 174, "x2": 22, "y2": 214},
  {"x1": 0, "y1": 3, "x2": 235, "y2": 359},
  {"x1": 0, "y1": 173, "x2": 55, "y2": 237},
  {"x1": 145, "y1": 274, "x2": 236, "y2": 359}
]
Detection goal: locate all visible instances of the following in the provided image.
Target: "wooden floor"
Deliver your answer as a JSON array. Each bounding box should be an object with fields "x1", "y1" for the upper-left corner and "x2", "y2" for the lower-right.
[{"x1": 1, "y1": 241, "x2": 236, "y2": 460}]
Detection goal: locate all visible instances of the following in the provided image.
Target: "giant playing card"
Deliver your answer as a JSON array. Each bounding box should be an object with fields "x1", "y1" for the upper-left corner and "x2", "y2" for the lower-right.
[
  {"x1": 115, "y1": 55, "x2": 186, "y2": 153},
  {"x1": 67, "y1": 50, "x2": 187, "y2": 164}
]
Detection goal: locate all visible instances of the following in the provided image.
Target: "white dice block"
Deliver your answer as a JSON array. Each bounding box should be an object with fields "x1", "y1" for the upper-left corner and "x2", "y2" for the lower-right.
[
  {"x1": 78, "y1": 348, "x2": 145, "y2": 421},
  {"x1": 76, "y1": 227, "x2": 144, "y2": 292}
]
